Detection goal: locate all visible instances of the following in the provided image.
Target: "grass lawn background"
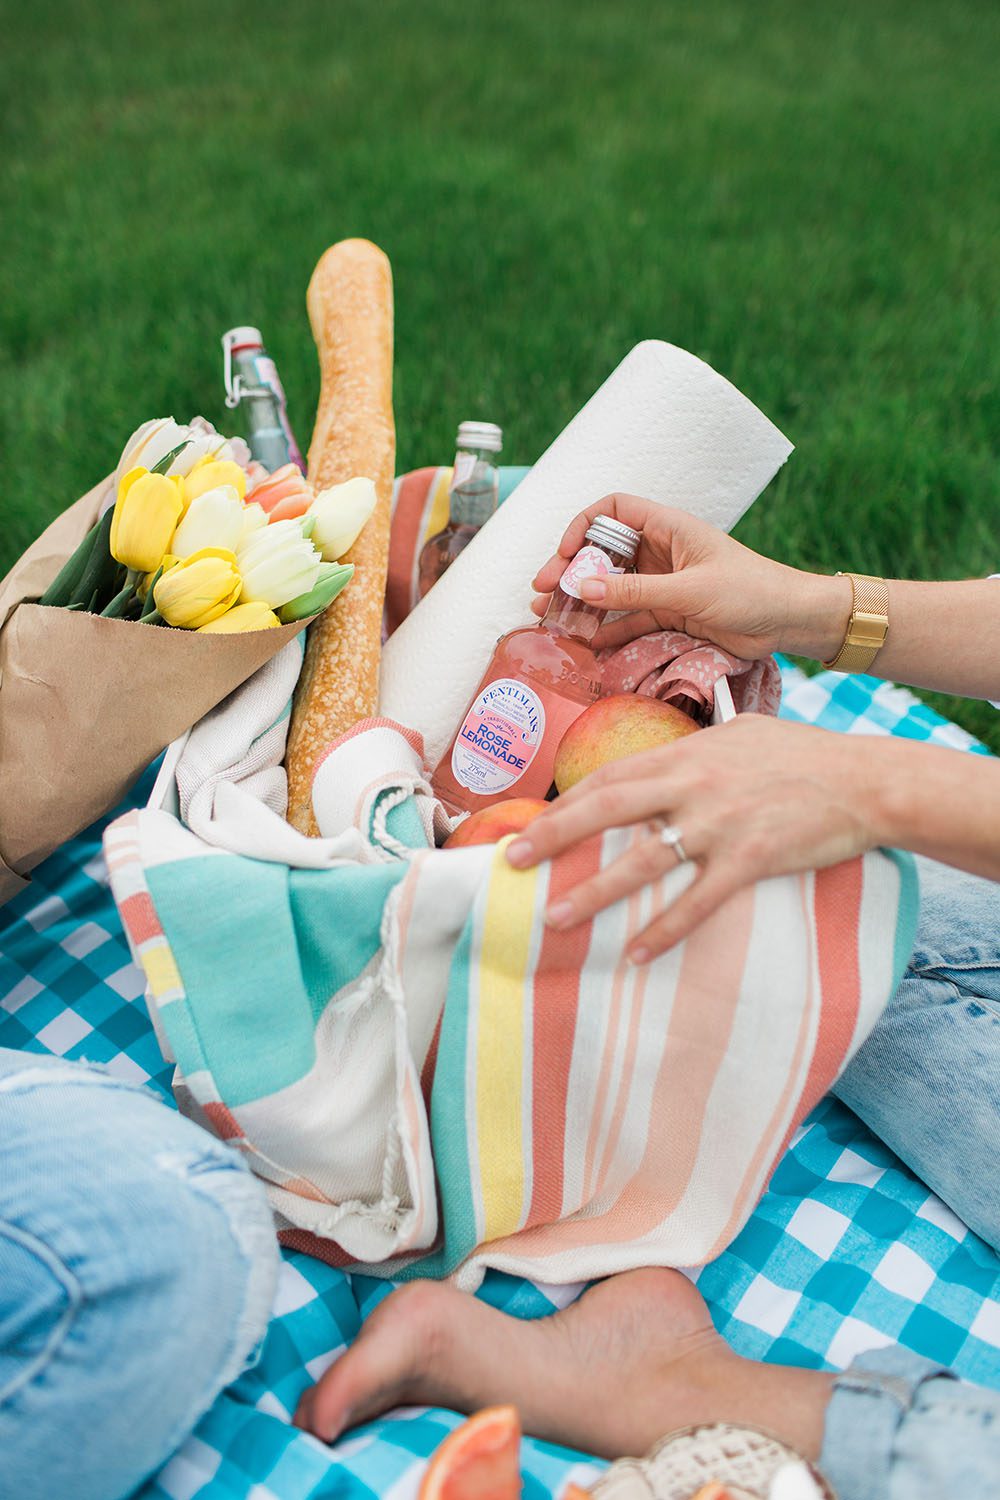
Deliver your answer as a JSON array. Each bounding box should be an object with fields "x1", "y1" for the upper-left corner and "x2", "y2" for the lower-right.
[{"x1": 2, "y1": 0, "x2": 997, "y2": 748}]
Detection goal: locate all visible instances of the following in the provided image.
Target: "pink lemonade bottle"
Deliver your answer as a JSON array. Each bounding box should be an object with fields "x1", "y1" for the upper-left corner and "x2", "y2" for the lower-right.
[{"x1": 431, "y1": 515, "x2": 641, "y2": 817}]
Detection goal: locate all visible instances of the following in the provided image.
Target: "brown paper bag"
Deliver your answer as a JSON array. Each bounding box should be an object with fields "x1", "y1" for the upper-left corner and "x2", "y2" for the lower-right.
[{"x1": 0, "y1": 478, "x2": 306, "y2": 903}]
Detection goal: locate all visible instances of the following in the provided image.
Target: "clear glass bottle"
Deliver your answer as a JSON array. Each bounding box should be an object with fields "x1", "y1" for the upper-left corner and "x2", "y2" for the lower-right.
[
  {"x1": 431, "y1": 515, "x2": 641, "y2": 816},
  {"x1": 222, "y1": 326, "x2": 306, "y2": 474},
  {"x1": 417, "y1": 421, "x2": 503, "y2": 597}
]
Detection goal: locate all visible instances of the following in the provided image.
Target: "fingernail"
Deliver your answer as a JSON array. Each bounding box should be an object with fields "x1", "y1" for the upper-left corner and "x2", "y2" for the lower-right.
[
  {"x1": 580, "y1": 578, "x2": 606, "y2": 601},
  {"x1": 629, "y1": 946, "x2": 650, "y2": 965},
  {"x1": 546, "y1": 900, "x2": 574, "y2": 928},
  {"x1": 506, "y1": 839, "x2": 534, "y2": 867}
]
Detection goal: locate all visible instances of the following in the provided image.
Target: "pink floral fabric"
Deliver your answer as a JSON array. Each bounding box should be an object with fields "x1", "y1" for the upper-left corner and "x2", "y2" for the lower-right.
[{"x1": 601, "y1": 631, "x2": 782, "y2": 719}]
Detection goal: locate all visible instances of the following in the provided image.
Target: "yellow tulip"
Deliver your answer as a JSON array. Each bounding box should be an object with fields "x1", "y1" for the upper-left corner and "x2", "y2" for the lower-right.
[
  {"x1": 183, "y1": 459, "x2": 247, "y2": 510},
  {"x1": 153, "y1": 547, "x2": 242, "y2": 629},
  {"x1": 198, "y1": 601, "x2": 281, "y2": 634},
  {"x1": 110, "y1": 468, "x2": 185, "y2": 573}
]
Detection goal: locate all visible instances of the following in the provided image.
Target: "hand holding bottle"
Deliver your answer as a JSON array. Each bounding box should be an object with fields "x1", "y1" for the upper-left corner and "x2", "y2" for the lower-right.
[{"x1": 531, "y1": 494, "x2": 852, "y2": 663}]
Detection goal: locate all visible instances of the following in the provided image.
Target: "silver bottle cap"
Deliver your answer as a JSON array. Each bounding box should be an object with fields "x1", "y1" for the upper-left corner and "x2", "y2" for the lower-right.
[
  {"x1": 456, "y1": 421, "x2": 503, "y2": 454},
  {"x1": 585, "y1": 514, "x2": 641, "y2": 561}
]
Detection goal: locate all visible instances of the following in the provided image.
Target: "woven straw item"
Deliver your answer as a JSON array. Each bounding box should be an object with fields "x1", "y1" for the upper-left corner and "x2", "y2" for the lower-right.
[{"x1": 590, "y1": 1423, "x2": 835, "y2": 1500}]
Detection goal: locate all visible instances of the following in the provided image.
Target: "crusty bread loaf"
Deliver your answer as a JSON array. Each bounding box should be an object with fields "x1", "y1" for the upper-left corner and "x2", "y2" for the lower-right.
[{"x1": 284, "y1": 240, "x2": 395, "y2": 833}]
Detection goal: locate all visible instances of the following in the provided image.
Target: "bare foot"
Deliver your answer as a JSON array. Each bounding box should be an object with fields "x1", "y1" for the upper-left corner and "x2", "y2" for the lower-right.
[{"x1": 293, "y1": 1269, "x2": 832, "y2": 1461}]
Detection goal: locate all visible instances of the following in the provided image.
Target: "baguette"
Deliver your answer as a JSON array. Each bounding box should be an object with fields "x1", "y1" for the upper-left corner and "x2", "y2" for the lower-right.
[{"x1": 284, "y1": 239, "x2": 395, "y2": 833}]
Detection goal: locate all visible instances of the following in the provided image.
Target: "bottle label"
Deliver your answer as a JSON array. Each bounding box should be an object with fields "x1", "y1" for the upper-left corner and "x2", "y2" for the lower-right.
[
  {"x1": 559, "y1": 545, "x2": 623, "y2": 599},
  {"x1": 251, "y1": 355, "x2": 305, "y2": 470},
  {"x1": 451, "y1": 677, "x2": 546, "y2": 796},
  {"x1": 452, "y1": 452, "x2": 476, "y2": 486}
]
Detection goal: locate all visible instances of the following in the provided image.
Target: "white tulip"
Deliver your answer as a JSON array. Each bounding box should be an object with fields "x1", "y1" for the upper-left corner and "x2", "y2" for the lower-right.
[
  {"x1": 237, "y1": 518, "x2": 322, "y2": 608},
  {"x1": 115, "y1": 416, "x2": 250, "y2": 484},
  {"x1": 170, "y1": 486, "x2": 245, "y2": 558},
  {"x1": 240, "y1": 502, "x2": 268, "y2": 541},
  {"x1": 308, "y1": 477, "x2": 378, "y2": 561}
]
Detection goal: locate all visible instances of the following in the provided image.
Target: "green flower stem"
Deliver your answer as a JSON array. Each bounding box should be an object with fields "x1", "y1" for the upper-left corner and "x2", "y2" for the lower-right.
[
  {"x1": 38, "y1": 519, "x2": 99, "y2": 607},
  {"x1": 99, "y1": 568, "x2": 141, "y2": 618},
  {"x1": 140, "y1": 566, "x2": 165, "y2": 618},
  {"x1": 68, "y1": 506, "x2": 117, "y2": 610},
  {"x1": 140, "y1": 609, "x2": 164, "y2": 626}
]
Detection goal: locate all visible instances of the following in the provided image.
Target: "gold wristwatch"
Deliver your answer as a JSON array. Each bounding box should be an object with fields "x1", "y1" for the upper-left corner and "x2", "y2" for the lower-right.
[{"x1": 822, "y1": 572, "x2": 889, "y2": 673}]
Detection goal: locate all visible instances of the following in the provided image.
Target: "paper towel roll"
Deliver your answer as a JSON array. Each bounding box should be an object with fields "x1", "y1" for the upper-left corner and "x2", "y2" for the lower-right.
[{"x1": 379, "y1": 340, "x2": 792, "y2": 765}]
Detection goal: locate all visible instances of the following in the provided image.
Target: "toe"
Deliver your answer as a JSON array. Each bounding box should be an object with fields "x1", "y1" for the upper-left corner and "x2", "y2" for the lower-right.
[{"x1": 298, "y1": 1281, "x2": 459, "y2": 1444}]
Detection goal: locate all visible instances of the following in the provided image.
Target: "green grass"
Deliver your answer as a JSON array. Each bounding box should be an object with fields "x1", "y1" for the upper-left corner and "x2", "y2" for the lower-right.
[{"x1": 2, "y1": 0, "x2": 997, "y2": 746}]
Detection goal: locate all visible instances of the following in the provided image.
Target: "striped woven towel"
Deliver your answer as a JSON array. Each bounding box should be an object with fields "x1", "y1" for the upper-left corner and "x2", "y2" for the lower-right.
[{"x1": 106, "y1": 639, "x2": 917, "y2": 1288}]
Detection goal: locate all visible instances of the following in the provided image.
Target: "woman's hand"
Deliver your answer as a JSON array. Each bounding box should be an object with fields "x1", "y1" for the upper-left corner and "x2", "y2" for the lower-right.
[
  {"x1": 506, "y1": 716, "x2": 888, "y2": 962},
  {"x1": 532, "y1": 494, "x2": 851, "y2": 662}
]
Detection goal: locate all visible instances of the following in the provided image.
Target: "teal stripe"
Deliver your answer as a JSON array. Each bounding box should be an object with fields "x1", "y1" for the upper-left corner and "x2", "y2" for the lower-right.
[
  {"x1": 155, "y1": 989, "x2": 206, "y2": 1084},
  {"x1": 393, "y1": 913, "x2": 480, "y2": 1281},
  {"x1": 885, "y1": 847, "x2": 920, "y2": 987},
  {"x1": 148, "y1": 855, "x2": 317, "y2": 1105},
  {"x1": 149, "y1": 853, "x2": 404, "y2": 1107},
  {"x1": 290, "y1": 863, "x2": 408, "y2": 1025},
  {"x1": 381, "y1": 792, "x2": 430, "y2": 852}
]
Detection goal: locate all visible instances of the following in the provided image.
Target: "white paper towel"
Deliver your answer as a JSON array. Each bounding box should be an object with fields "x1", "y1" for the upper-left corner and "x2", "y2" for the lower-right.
[{"x1": 379, "y1": 340, "x2": 792, "y2": 765}]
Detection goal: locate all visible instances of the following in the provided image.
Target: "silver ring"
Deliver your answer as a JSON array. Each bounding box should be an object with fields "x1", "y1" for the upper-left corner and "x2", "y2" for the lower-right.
[{"x1": 656, "y1": 822, "x2": 688, "y2": 863}]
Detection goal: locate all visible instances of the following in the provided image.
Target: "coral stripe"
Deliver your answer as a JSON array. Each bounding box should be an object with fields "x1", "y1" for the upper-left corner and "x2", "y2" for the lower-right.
[
  {"x1": 119, "y1": 891, "x2": 161, "y2": 946},
  {"x1": 741, "y1": 860, "x2": 866, "y2": 1213},
  {"x1": 582, "y1": 832, "x2": 646, "y2": 1198},
  {"x1": 595, "y1": 930, "x2": 651, "y2": 1198},
  {"x1": 277, "y1": 1229, "x2": 354, "y2": 1266},
  {"x1": 526, "y1": 833, "x2": 603, "y2": 1226},
  {"x1": 806, "y1": 860, "x2": 863, "y2": 1110},
  {"x1": 312, "y1": 717, "x2": 426, "y2": 780},
  {"x1": 386, "y1": 468, "x2": 436, "y2": 635},
  {"x1": 702, "y1": 873, "x2": 822, "y2": 1260},
  {"x1": 492, "y1": 882, "x2": 756, "y2": 1259},
  {"x1": 203, "y1": 1100, "x2": 244, "y2": 1140}
]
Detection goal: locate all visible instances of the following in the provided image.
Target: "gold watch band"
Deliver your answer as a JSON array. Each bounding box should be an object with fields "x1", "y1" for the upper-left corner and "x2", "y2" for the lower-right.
[{"x1": 823, "y1": 572, "x2": 890, "y2": 673}]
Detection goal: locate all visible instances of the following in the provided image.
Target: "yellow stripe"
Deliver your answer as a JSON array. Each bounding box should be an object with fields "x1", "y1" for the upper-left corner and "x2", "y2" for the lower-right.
[
  {"x1": 420, "y1": 467, "x2": 453, "y2": 546},
  {"x1": 475, "y1": 839, "x2": 538, "y2": 1241},
  {"x1": 142, "y1": 942, "x2": 182, "y2": 1001}
]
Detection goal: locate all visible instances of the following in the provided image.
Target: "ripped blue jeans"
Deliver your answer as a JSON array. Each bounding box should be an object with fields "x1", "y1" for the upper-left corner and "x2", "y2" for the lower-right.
[
  {"x1": 835, "y1": 856, "x2": 1000, "y2": 1252},
  {"x1": 0, "y1": 1049, "x2": 279, "y2": 1500}
]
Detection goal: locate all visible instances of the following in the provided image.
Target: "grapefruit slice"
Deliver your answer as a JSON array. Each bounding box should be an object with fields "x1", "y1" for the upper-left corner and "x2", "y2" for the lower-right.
[{"x1": 419, "y1": 1406, "x2": 522, "y2": 1500}]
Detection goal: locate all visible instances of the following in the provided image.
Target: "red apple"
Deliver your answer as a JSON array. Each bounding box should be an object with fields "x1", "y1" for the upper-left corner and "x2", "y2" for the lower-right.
[
  {"x1": 443, "y1": 797, "x2": 549, "y2": 849},
  {"x1": 554, "y1": 693, "x2": 700, "y2": 793}
]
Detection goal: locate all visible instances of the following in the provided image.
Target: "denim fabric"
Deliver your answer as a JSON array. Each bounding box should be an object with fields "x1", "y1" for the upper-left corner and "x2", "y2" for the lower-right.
[
  {"x1": 822, "y1": 1344, "x2": 1000, "y2": 1500},
  {"x1": 835, "y1": 856, "x2": 1000, "y2": 1251},
  {"x1": 0, "y1": 1049, "x2": 279, "y2": 1500}
]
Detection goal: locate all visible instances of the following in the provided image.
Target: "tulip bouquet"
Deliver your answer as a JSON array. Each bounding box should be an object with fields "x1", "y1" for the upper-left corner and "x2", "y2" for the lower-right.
[
  {"x1": 38, "y1": 417, "x2": 377, "y2": 635},
  {"x1": 0, "y1": 414, "x2": 379, "y2": 901}
]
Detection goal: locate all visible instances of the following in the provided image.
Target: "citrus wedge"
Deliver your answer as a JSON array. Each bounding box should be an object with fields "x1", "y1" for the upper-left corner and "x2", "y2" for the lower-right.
[{"x1": 419, "y1": 1406, "x2": 522, "y2": 1500}]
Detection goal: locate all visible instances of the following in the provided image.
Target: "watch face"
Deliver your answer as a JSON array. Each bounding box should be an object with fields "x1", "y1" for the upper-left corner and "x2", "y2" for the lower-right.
[{"x1": 590, "y1": 1423, "x2": 834, "y2": 1500}]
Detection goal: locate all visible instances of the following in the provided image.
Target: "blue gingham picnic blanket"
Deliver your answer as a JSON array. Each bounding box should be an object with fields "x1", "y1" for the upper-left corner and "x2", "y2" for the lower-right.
[{"x1": 1, "y1": 661, "x2": 997, "y2": 1500}]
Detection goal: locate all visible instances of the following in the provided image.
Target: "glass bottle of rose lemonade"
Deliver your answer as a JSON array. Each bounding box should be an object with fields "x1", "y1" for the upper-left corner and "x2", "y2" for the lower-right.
[{"x1": 431, "y1": 515, "x2": 641, "y2": 816}]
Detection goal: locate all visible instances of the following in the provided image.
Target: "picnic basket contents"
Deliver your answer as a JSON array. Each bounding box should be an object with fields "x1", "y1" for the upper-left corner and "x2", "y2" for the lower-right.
[
  {"x1": 30, "y1": 239, "x2": 908, "y2": 1296},
  {"x1": 0, "y1": 234, "x2": 918, "y2": 1296}
]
